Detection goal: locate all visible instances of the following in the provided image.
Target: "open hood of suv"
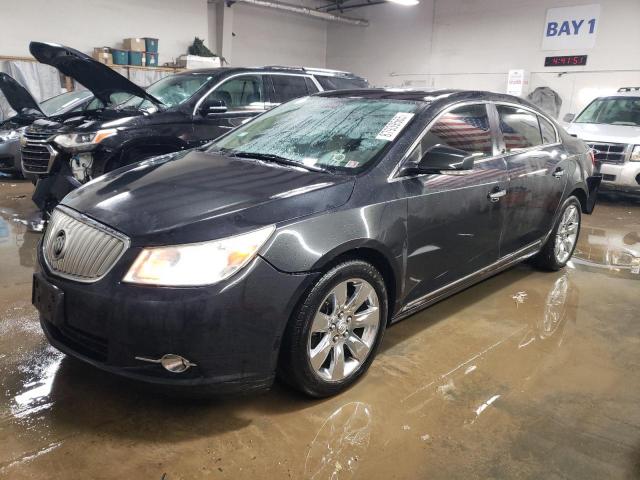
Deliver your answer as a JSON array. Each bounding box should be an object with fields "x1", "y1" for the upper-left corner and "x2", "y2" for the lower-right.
[
  {"x1": 29, "y1": 42, "x2": 163, "y2": 107},
  {"x1": 0, "y1": 72, "x2": 43, "y2": 117}
]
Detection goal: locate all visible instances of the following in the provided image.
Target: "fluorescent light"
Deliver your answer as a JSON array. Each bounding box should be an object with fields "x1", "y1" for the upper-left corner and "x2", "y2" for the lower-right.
[{"x1": 387, "y1": 0, "x2": 419, "y2": 5}]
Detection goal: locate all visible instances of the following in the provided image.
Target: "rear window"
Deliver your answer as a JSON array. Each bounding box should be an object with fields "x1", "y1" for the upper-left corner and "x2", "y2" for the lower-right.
[
  {"x1": 497, "y1": 105, "x2": 542, "y2": 152},
  {"x1": 271, "y1": 75, "x2": 311, "y2": 103},
  {"x1": 316, "y1": 76, "x2": 368, "y2": 91},
  {"x1": 539, "y1": 115, "x2": 557, "y2": 144}
]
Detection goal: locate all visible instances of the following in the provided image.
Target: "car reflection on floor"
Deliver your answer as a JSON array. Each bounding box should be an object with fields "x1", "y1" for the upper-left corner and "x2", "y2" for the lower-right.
[{"x1": 573, "y1": 226, "x2": 640, "y2": 277}]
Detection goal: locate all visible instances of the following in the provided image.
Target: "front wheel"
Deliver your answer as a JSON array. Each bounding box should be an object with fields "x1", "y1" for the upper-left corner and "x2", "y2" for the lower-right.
[
  {"x1": 279, "y1": 260, "x2": 387, "y2": 398},
  {"x1": 533, "y1": 196, "x2": 582, "y2": 271}
]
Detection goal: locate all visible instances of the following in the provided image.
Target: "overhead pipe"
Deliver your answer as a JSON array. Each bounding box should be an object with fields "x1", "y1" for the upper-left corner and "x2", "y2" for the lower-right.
[{"x1": 226, "y1": 0, "x2": 369, "y2": 26}]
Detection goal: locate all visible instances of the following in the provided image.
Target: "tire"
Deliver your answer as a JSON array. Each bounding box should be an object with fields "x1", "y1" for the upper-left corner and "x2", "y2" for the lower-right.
[
  {"x1": 278, "y1": 260, "x2": 388, "y2": 398},
  {"x1": 533, "y1": 196, "x2": 582, "y2": 271}
]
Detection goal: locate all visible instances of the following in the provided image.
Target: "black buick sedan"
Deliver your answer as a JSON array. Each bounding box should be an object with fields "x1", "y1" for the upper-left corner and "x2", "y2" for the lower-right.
[{"x1": 33, "y1": 89, "x2": 600, "y2": 397}]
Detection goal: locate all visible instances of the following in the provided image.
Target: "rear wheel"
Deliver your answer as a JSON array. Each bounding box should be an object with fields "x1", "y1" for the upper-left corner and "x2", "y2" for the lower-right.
[
  {"x1": 279, "y1": 260, "x2": 387, "y2": 397},
  {"x1": 533, "y1": 196, "x2": 581, "y2": 271}
]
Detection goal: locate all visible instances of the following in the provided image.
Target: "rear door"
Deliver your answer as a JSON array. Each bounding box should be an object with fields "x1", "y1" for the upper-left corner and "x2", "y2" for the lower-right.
[
  {"x1": 494, "y1": 104, "x2": 568, "y2": 254},
  {"x1": 401, "y1": 103, "x2": 509, "y2": 307}
]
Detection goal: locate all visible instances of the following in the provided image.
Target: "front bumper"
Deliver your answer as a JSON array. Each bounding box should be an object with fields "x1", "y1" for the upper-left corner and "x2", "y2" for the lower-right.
[
  {"x1": 0, "y1": 138, "x2": 21, "y2": 173},
  {"x1": 599, "y1": 162, "x2": 640, "y2": 193},
  {"x1": 35, "y1": 247, "x2": 318, "y2": 393}
]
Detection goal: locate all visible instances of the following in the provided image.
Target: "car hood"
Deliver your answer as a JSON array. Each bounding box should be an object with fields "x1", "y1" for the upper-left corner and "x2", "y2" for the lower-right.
[
  {"x1": 0, "y1": 72, "x2": 43, "y2": 117},
  {"x1": 61, "y1": 151, "x2": 356, "y2": 246},
  {"x1": 30, "y1": 42, "x2": 162, "y2": 107},
  {"x1": 29, "y1": 108, "x2": 143, "y2": 134},
  {"x1": 566, "y1": 122, "x2": 640, "y2": 144}
]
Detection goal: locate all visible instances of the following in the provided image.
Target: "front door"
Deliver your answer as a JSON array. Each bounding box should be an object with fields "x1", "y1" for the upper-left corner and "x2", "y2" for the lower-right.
[
  {"x1": 401, "y1": 103, "x2": 509, "y2": 307},
  {"x1": 494, "y1": 104, "x2": 568, "y2": 254},
  {"x1": 192, "y1": 74, "x2": 267, "y2": 143}
]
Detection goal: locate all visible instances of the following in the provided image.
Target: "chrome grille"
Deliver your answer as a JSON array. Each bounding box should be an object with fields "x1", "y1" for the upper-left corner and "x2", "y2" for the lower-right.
[
  {"x1": 43, "y1": 207, "x2": 129, "y2": 282},
  {"x1": 586, "y1": 141, "x2": 628, "y2": 164},
  {"x1": 21, "y1": 129, "x2": 57, "y2": 174}
]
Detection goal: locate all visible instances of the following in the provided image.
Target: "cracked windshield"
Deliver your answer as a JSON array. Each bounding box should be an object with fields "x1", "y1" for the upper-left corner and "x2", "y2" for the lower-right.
[{"x1": 210, "y1": 96, "x2": 420, "y2": 171}]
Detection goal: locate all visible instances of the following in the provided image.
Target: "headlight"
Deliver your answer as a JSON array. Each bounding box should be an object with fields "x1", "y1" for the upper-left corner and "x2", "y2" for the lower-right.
[
  {"x1": 631, "y1": 145, "x2": 640, "y2": 162},
  {"x1": 53, "y1": 128, "x2": 117, "y2": 151},
  {"x1": 123, "y1": 226, "x2": 275, "y2": 286},
  {"x1": 0, "y1": 130, "x2": 20, "y2": 142}
]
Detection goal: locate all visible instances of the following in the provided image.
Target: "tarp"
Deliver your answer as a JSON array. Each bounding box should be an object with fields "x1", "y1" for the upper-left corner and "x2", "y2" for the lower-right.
[
  {"x1": 527, "y1": 86, "x2": 563, "y2": 119},
  {"x1": 0, "y1": 61, "x2": 62, "y2": 121}
]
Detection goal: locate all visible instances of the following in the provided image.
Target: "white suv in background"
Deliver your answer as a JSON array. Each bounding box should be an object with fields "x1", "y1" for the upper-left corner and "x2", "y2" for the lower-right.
[{"x1": 564, "y1": 88, "x2": 640, "y2": 194}]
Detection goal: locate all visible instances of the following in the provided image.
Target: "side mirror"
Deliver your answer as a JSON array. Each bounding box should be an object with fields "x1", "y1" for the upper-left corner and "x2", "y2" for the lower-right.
[
  {"x1": 563, "y1": 113, "x2": 575, "y2": 123},
  {"x1": 199, "y1": 99, "x2": 227, "y2": 117},
  {"x1": 400, "y1": 145, "x2": 477, "y2": 176}
]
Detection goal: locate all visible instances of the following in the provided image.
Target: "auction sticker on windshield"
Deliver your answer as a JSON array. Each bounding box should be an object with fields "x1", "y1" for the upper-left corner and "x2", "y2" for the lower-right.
[{"x1": 376, "y1": 112, "x2": 415, "y2": 141}]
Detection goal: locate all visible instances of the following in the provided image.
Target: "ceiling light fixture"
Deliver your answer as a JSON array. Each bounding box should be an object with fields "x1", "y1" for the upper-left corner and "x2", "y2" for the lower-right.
[{"x1": 387, "y1": 0, "x2": 419, "y2": 6}]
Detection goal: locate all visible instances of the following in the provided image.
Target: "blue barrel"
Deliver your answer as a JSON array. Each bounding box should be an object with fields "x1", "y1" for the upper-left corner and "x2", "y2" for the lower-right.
[
  {"x1": 144, "y1": 38, "x2": 159, "y2": 54},
  {"x1": 111, "y1": 49, "x2": 128, "y2": 65},
  {"x1": 128, "y1": 51, "x2": 144, "y2": 66}
]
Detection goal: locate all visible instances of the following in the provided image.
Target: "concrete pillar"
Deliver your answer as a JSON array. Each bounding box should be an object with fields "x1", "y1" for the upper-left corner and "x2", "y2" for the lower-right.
[{"x1": 216, "y1": 2, "x2": 234, "y2": 63}]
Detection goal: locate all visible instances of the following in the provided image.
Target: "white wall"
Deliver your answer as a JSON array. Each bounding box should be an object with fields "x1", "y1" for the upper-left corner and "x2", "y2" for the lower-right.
[
  {"x1": 427, "y1": 0, "x2": 640, "y2": 117},
  {"x1": 326, "y1": 1, "x2": 435, "y2": 87},
  {"x1": 325, "y1": 0, "x2": 640, "y2": 118},
  {"x1": 208, "y1": 0, "x2": 328, "y2": 68},
  {"x1": 2, "y1": 0, "x2": 209, "y2": 66}
]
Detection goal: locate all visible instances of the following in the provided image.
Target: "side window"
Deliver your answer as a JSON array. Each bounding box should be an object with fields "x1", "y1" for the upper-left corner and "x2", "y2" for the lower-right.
[
  {"x1": 539, "y1": 115, "x2": 557, "y2": 144},
  {"x1": 407, "y1": 104, "x2": 494, "y2": 164},
  {"x1": 86, "y1": 97, "x2": 105, "y2": 110},
  {"x1": 497, "y1": 105, "x2": 542, "y2": 152},
  {"x1": 208, "y1": 75, "x2": 264, "y2": 111},
  {"x1": 304, "y1": 77, "x2": 319, "y2": 94},
  {"x1": 271, "y1": 75, "x2": 310, "y2": 103},
  {"x1": 316, "y1": 76, "x2": 368, "y2": 91}
]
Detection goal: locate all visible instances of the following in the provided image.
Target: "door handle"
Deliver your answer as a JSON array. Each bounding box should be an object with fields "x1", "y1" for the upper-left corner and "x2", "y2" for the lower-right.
[
  {"x1": 488, "y1": 188, "x2": 507, "y2": 202},
  {"x1": 552, "y1": 168, "x2": 565, "y2": 178}
]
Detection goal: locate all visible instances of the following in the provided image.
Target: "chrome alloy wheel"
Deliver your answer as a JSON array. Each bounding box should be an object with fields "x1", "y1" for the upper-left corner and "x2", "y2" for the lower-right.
[
  {"x1": 554, "y1": 204, "x2": 580, "y2": 264},
  {"x1": 307, "y1": 279, "x2": 381, "y2": 382}
]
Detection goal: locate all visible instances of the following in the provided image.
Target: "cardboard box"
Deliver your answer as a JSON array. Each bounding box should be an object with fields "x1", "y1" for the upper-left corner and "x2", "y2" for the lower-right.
[
  {"x1": 123, "y1": 38, "x2": 145, "y2": 52},
  {"x1": 176, "y1": 55, "x2": 221, "y2": 70},
  {"x1": 92, "y1": 48, "x2": 113, "y2": 65}
]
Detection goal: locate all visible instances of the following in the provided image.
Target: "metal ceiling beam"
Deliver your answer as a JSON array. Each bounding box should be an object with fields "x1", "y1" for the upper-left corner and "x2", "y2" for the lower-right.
[{"x1": 227, "y1": 0, "x2": 369, "y2": 26}]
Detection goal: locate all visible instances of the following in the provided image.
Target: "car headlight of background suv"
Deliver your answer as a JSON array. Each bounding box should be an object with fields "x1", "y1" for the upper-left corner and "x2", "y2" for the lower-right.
[
  {"x1": 631, "y1": 145, "x2": 640, "y2": 162},
  {"x1": 0, "y1": 129, "x2": 21, "y2": 143},
  {"x1": 53, "y1": 128, "x2": 117, "y2": 152},
  {"x1": 123, "y1": 225, "x2": 276, "y2": 287}
]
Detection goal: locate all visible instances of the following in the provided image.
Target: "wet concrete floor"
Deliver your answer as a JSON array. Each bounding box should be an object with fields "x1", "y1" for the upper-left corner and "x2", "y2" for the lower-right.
[{"x1": 1, "y1": 177, "x2": 639, "y2": 479}]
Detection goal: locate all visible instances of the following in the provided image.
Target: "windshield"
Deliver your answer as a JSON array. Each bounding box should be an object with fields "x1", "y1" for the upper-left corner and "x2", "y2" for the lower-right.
[
  {"x1": 118, "y1": 73, "x2": 214, "y2": 111},
  {"x1": 209, "y1": 96, "x2": 420, "y2": 172},
  {"x1": 575, "y1": 96, "x2": 640, "y2": 126},
  {"x1": 40, "y1": 90, "x2": 92, "y2": 116}
]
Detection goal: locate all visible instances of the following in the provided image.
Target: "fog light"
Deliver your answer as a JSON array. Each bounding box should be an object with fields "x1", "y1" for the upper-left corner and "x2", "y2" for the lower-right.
[{"x1": 135, "y1": 353, "x2": 197, "y2": 373}]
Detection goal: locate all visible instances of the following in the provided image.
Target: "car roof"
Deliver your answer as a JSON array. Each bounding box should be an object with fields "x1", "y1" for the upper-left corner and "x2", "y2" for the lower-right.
[
  {"x1": 603, "y1": 91, "x2": 640, "y2": 98},
  {"x1": 180, "y1": 66, "x2": 363, "y2": 79},
  {"x1": 317, "y1": 88, "x2": 535, "y2": 105}
]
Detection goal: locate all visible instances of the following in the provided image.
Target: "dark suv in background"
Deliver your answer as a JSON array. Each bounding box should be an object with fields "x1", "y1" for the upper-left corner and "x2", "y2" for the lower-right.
[{"x1": 21, "y1": 42, "x2": 368, "y2": 213}]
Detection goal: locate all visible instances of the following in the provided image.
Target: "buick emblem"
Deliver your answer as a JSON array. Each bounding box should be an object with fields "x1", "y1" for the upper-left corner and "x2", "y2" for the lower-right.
[{"x1": 52, "y1": 229, "x2": 67, "y2": 260}]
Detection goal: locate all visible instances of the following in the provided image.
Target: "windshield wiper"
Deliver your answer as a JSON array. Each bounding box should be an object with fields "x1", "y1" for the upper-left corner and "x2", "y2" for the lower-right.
[{"x1": 232, "y1": 151, "x2": 328, "y2": 173}]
